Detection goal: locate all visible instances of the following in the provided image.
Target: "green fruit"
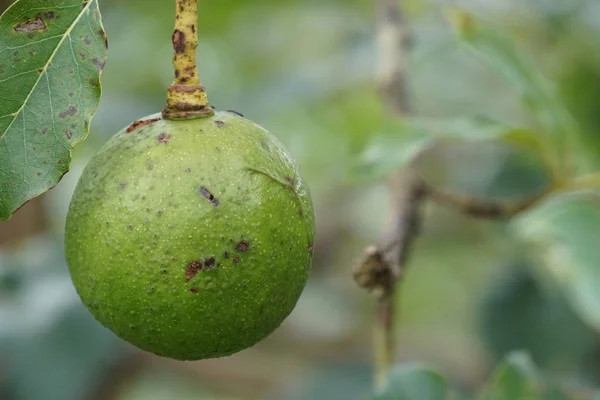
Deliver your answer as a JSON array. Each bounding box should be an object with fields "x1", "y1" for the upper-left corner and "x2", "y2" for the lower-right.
[{"x1": 65, "y1": 110, "x2": 315, "y2": 360}]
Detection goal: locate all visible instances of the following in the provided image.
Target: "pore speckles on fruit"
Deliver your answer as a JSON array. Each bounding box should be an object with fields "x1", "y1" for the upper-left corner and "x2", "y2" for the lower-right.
[{"x1": 65, "y1": 111, "x2": 315, "y2": 360}]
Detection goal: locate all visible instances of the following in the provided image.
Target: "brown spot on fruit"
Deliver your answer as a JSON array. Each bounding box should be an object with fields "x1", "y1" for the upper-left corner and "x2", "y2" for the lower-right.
[
  {"x1": 157, "y1": 133, "x2": 172, "y2": 143},
  {"x1": 65, "y1": 130, "x2": 72, "y2": 139},
  {"x1": 126, "y1": 118, "x2": 160, "y2": 133},
  {"x1": 172, "y1": 29, "x2": 186, "y2": 53},
  {"x1": 190, "y1": 288, "x2": 199, "y2": 293},
  {"x1": 14, "y1": 16, "x2": 46, "y2": 33},
  {"x1": 236, "y1": 241, "x2": 249, "y2": 252},
  {"x1": 58, "y1": 106, "x2": 77, "y2": 119},
  {"x1": 232, "y1": 257, "x2": 240, "y2": 263},
  {"x1": 214, "y1": 120, "x2": 225, "y2": 127},
  {"x1": 69, "y1": 92, "x2": 74, "y2": 97},
  {"x1": 119, "y1": 183, "x2": 127, "y2": 190},
  {"x1": 185, "y1": 168, "x2": 191, "y2": 173},
  {"x1": 185, "y1": 261, "x2": 202, "y2": 282},
  {"x1": 200, "y1": 187, "x2": 219, "y2": 206},
  {"x1": 204, "y1": 257, "x2": 216, "y2": 268}
]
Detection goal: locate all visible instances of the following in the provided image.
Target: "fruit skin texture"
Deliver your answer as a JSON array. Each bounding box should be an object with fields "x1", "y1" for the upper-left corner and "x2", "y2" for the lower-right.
[{"x1": 65, "y1": 111, "x2": 315, "y2": 360}]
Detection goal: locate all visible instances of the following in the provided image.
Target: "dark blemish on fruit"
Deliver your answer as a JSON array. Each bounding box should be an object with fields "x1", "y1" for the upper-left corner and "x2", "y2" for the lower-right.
[
  {"x1": 214, "y1": 120, "x2": 225, "y2": 127},
  {"x1": 205, "y1": 257, "x2": 216, "y2": 268},
  {"x1": 58, "y1": 106, "x2": 77, "y2": 119},
  {"x1": 226, "y1": 110, "x2": 244, "y2": 117},
  {"x1": 223, "y1": 251, "x2": 229, "y2": 259},
  {"x1": 157, "y1": 133, "x2": 172, "y2": 143},
  {"x1": 190, "y1": 288, "x2": 199, "y2": 293},
  {"x1": 41, "y1": 128, "x2": 47, "y2": 135},
  {"x1": 69, "y1": 92, "x2": 74, "y2": 97},
  {"x1": 92, "y1": 57, "x2": 106, "y2": 71},
  {"x1": 185, "y1": 261, "x2": 202, "y2": 282},
  {"x1": 65, "y1": 130, "x2": 72, "y2": 139},
  {"x1": 185, "y1": 168, "x2": 191, "y2": 173},
  {"x1": 232, "y1": 257, "x2": 240, "y2": 263},
  {"x1": 200, "y1": 186, "x2": 219, "y2": 206},
  {"x1": 126, "y1": 118, "x2": 160, "y2": 133},
  {"x1": 14, "y1": 16, "x2": 46, "y2": 33},
  {"x1": 172, "y1": 29, "x2": 186, "y2": 53},
  {"x1": 189, "y1": 24, "x2": 196, "y2": 34},
  {"x1": 236, "y1": 241, "x2": 250, "y2": 252},
  {"x1": 36, "y1": 172, "x2": 42, "y2": 177},
  {"x1": 119, "y1": 183, "x2": 127, "y2": 190}
]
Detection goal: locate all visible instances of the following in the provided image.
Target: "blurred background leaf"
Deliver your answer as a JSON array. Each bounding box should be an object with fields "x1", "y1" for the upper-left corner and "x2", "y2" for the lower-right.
[
  {"x1": 374, "y1": 364, "x2": 465, "y2": 400},
  {"x1": 513, "y1": 194, "x2": 600, "y2": 333},
  {"x1": 1, "y1": 0, "x2": 600, "y2": 399},
  {"x1": 478, "y1": 352, "x2": 573, "y2": 400}
]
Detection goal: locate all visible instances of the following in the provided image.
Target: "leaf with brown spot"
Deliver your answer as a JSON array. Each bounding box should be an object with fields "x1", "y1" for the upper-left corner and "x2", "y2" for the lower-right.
[{"x1": 0, "y1": 0, "x2": 107, "y2": 220}]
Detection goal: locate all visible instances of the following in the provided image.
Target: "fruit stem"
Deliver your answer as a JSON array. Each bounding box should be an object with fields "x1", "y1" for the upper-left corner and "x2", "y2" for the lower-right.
[{"x1": 162, "y1": 0, "x2": 214, "y2": 120}]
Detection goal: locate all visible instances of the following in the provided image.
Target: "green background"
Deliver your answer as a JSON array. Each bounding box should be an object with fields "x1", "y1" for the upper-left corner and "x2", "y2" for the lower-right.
[{"x1": 2, "y1": 0, "x2": 600, "y2": 399}]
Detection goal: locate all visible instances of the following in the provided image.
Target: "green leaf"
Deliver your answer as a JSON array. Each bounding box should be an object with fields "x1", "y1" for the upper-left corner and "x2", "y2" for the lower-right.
[
  {"x1": 450, "y1": 9, "x2": 578, "y2": 142},
  {"x1": 374, "y1": 364, "x2": 464, "y2": 400},
  {"x1": 513, "y1": 193, "x2": 600, "y2": 332},
  {"x1": 351, "y1": 118, "x2": 431, "y2": 182},
  {"x1": 352, "y1": 115, "x2": 551, "y2": 185},
  {"x1": 0, "y1": 0, "x2": 107, "y2": 220},
  {"x1": 479, "y1": 352, "x2": 570, "y2": 400},
  {"x1": 479, "y1": 262, "x2": 599, "y2": 382}
]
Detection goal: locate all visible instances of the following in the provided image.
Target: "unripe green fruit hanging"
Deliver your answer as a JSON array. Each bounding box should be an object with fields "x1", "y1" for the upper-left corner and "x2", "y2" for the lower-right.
[{"x1": 65, "y1": 111, "x2": 315, "y2": 360}]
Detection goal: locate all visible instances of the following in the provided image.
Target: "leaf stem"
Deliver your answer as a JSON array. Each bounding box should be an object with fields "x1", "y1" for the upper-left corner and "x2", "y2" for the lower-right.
[{"x1": 162, "y1": 0, "x2": 213, "y2": 120}]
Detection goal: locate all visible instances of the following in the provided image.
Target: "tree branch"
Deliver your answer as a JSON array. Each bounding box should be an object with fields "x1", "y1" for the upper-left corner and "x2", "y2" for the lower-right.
[{"x1": 353, "y1": 0, "x2": 420, "y2": 391}]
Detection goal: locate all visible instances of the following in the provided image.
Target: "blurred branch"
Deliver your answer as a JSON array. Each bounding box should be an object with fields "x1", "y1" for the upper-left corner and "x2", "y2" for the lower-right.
[
  {"x1": 0, "y1": 197, "x2": 47, "y2": 248},
  {"x1": 353, "y1": 0, "x2": 423, "y2": 391}
]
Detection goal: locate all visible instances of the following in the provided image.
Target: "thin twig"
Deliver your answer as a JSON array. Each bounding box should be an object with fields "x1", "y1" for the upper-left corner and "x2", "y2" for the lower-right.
[{"x1": 353, "y1": 0, "x2": 419, "y2": 391}]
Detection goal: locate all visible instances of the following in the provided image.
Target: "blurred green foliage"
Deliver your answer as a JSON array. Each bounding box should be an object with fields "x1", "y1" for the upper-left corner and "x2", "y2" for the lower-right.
[{"x1": 2, "y1": 0, "x2": 600, "y2": 399}]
